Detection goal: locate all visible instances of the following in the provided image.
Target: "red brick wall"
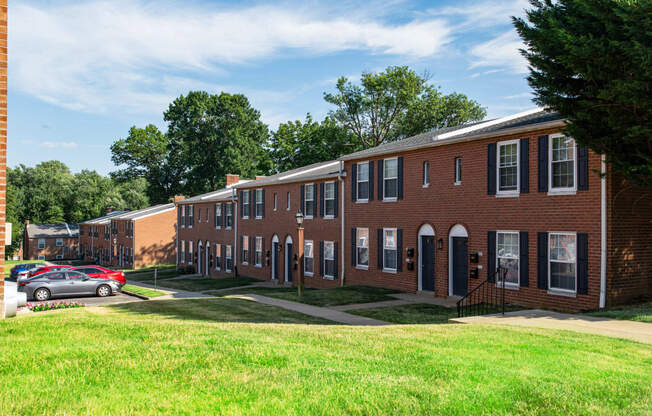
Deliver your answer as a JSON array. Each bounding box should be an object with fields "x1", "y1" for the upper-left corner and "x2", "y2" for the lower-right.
[
  {"x1": 344, "y1": 127, "x2": 604, "y2": 312},
  {"x1": 23, "y1": 237, "x2": 78, "y2": 260},
  {"x1": 607, "y1": 169, "x2": 652, "y2": 305},
  {"x1": 0, "y1": 0, "x2": 7, "y2": 317},
  {"x1": 133, "y1": 210, "x2": 176, "y2": 268}
]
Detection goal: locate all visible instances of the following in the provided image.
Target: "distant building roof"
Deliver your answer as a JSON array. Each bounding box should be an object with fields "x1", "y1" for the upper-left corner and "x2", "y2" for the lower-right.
[
  {"x1": 79, "y1": 211, "x2": 129, "y2": 225},
  {"x1": 111, "y1": 203, "x2": 176, "y2": 220},
  {"x1": 26, "y1": 223, "x2": 79, "y2": 239},
  {"x1": 233, "y1": 160, "x2": 342, "y2": 189},
  {"x1": 341, "y1": 108, "x2": 564, "y2": 161},
  {"x1": 176, "y1": 179, "x2": 251, "y2": 205}
]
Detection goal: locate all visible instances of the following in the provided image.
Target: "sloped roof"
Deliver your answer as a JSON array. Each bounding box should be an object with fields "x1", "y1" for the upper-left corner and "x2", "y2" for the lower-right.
[
  {"x1": 341, "y1": 109, "x2": 564, "y2": 161},
  {"x1": 80, "y1": 211, "x2": 129, "y2": 225},
  {"x1": 176, "y1": 180, "x2": 251, "y2": 205},
  {"x1": 233, "y1": 160, "x2": 342, "y2": 189},
  {"x1": 111, "y1": 203, "x2": 175, "y2": 221},
  {"x1": 26, "y1": 223, "x2": 79, "y2": 239}
]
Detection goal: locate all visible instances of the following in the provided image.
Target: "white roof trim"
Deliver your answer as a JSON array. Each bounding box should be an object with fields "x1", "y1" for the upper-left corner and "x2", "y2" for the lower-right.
[
  {"x1": 130, "y1": 207, "x2": 176, "y2": 221},
  {"x1": 65, "y1": 223, "x2": 72, "y2": 237},
  {"x1": 435, "y1": 107, "x2": 544, "y2": 140},
  {"x1": 200, "y1": 189, "x2": 232, "y2": 200},
  {"x1": 278, "y1": 161, "x2": 340, "y2": 181}
]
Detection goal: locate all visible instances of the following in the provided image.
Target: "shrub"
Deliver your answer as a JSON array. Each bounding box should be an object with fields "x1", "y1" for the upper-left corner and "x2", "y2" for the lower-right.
[{"x1": 27, "y1": 301, "x2": 86, "y2": 312}]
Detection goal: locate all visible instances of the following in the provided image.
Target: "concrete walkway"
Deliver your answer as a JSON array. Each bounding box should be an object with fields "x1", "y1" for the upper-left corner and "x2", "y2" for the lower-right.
[
  {"x1": 126, "y1": 280, "x2": 212, "y2": 299},
  {"x1": 451, "y1": 309, "x2": 652, "y2": 344},
  {"x1": 230, "y1": 294, "x2": 390, "y2": 326}
]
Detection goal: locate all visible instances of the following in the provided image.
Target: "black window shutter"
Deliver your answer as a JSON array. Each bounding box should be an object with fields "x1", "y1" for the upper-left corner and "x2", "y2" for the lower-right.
[
  {"x1": 351, "y1": 163, "x2": 357, "y2": 201},
  {"x1": 577, "y1": 233, "x2": 588, "y2": 294},
  {"x1": 334, "y1": 181, "x2": 339, "y2": 218},
  {"x1": 214, "y1": 204, "x2": 217, "y2": 227},
  {"x1": 312, "y1": 184, "x2": 318, "y2": 217},
  {"x1": 250, "y1": 236, "x2": 254, "y2": 263},
  {"x1": 178, "y1": 207, "x2": 182, "y2": 227},
  {"x1": 319, "y1": 183, "x2": 325, "y2": 217},
  {"x1": 397, "y1": 229, "x2": 403, "y2": 271},
  {"x1": 300, "y1": 185, "x2": 305, "y2": 214},
  {"x1": 577, "y1": 146, "x2": 589, "y2": 191},
  {"x1": 487, "y1": 231, "x2": 496, "y2": 282},
  {"x1": 487, "y1": 143, "x2": 496, "y2": 195},
  {"x1": 377, "y1": 228, "x2": 383, "y2": 269},
  {"x1": 334, "y1": 242, "x2": 339, "y2": 278},
  {"x1": 319, "y1": 241, "x2": 324, "y2": 276},
  {"x1": 377, "y1": 160, "x2": 384, "y2": 200},
  {"x1": 537, "y1": 232, "x2": 548, "y2": 289},
  {"x1": 538, "y1": 135, "x2": 549, "y2": 192},
  {"x1": 397, "y1": 157, "x2": 404, "y2": 200},
  {"x1": 520, "y1": 231, "x2": 529, "y2": 287},
  {"x1": 252, "y1": 190, "x2": 257, "y2": 216},
  {"x1": 368, "y1": 161, "x2": 374, "y2": 201},
  {"x1": 262, "y1": 190, "x2": 266, "y2": 218},
  {"x1": 520, "y1": 138, "x2": 529, "y2": 193},
  {"x1": 351, "y1": 228, "x2": 356, "y2": 266},
  {"x1": 262, "y1": 238, "x2": 265, "y2": 264},
  {"x1": 222, "y1": 204, "x2": 226, "y2": 227}
]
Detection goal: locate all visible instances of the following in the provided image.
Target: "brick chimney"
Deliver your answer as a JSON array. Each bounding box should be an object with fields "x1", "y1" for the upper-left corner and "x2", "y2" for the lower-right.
[
  {"x1": 25, "y1": 220, "x2": 29, "y2": 226},
  {"x1": 255, "y1": 175, "x2": 266, "y2": 180},
  {"x1": 226, "y1": 174, "x2": 240, "y2": 187},
  {"x1": 174, "y1": 195, "x2": 186, "y2": 203}
]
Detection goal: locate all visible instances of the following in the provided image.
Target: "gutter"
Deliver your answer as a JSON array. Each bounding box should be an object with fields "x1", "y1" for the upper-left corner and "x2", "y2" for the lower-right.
[
  {"x1": 339, "y1": 160, "x2": 345, "y2": 287},
  {"x1": 600, "y1": 154, "x2": 607, "y2": 308}
]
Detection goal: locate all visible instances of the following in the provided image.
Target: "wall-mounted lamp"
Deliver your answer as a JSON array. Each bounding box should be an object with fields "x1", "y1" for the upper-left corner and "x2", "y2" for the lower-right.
[{"x1": 437, "y1": 238, "x2": 444, "y2": 250}]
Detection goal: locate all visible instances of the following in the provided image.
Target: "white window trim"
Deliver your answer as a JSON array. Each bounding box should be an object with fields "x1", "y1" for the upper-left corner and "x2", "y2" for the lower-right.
[
  {"x1": 37, "y1": 255, "x2": 45, "y2": 260},
  {"x1": 496, "y1": 230, "x2": 520, "y2": 289},
  {"x1": 383, "y1": 228, "x2": 398, "y2": 273},
  {"x1": 356, "y1": 228, "x2": 369, "y2": 269},
  {"x1": 304, "y1": 240, "x2": 314, "y2": 277},
  {"x1": 455, "y1": 157, "x2": 462, "y2": 185},
  {"x1": 324, "y1": 241, "x2": 335, "y2": 279},
  {"x1": 356, "y1": 161, "x2": 370, "y2": 203},
  {"x1": 38, "y1": 239, "x2": 45, "y2": 250},
  {"x1": 56, "y1": 238, "x2": 64, "y2": 247},
  {"x1": 255, "y1": 188, "x2": 264, "y2": 219},
  {"x1": 255, "y1": 236, "x2": 263, "y2": 267},
  {"x1": 548, "y1": 231, "x2": 578, "y2": 295},
  {"x1": 56, "y1": 254, "x2": 64, "y2": 260},
  {"x1": 497, "y1": 139, "x2": 520, "y2": 197},
  {"x1": 304, "y1": 183, "x2": 314, "y2": 219},
  {"x1": 423, "y1": 161, "x2": 430, "y2": 188},
  {"x1": 324, "y1": 181, "x2": 336, "y2": 219},
  {"x1": 225, "y1": 245, "x2": 233, "y2": 272},
  {"x1": 383, "y1": 157, "x2": 398, "y2": 202},
  {"x1": 242, "y1": 190, "x2": 250, "y2": 219},
  {"x1": 548, "y1": 133, "x2": 577, "y2": 195},
  {"x1": 273, "y1": 193, "x2": 278, "y2": 211}
]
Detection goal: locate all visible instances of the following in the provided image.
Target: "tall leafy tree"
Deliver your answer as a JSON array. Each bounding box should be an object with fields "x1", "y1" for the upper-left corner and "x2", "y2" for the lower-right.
[
  {"x1": 269, "y1": 114, "x2": 359, "y2": 173},
  {"x1": 514, "y1": 0, "x2": 652, "y2": 185},
  {"x1": 165, "y1": 91, "x2": 271, "y2": 195},
  {"x1": 324, "y1": 66, "x2": 486, "y2": 148}
]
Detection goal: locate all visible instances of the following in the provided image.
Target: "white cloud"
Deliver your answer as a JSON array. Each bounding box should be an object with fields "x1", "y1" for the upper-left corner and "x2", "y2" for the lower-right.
[
  {"x1": 469, "y1": 30, "x2": 529, "y2": 74},
  {"x1": 430, "y1": 0, "x2": 529, "y2": 29},
  {"x1": 11, "y1": 1, "x2": 453, "y2": 115},
  {"x1": 504, "y1": 92, "x2": 533, "y2": 100},
  {"x1": 40, "y1": 141, "x2": 78, "y2": 149}
]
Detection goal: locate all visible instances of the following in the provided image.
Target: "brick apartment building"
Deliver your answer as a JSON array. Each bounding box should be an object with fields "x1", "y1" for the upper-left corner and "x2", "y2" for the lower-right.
[
  {"x1": 176, "y1": 108, "x2": 651, "y2": 312},
  {"x1": 0, "y1": 0, "x2": 8, "y2": 318},
  {"x1": 23, "y1": 222, "x2": 79, "y2": 260},
  {"x1": 80, "y1": 211, "x2": 128, "y2": 264}
]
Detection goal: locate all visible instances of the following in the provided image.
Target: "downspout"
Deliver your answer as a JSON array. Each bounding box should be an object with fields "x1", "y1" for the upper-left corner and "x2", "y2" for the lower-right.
[
  {"x1": 600, "y1": 154, "x2": 607, "y2": 309},
  {"x1": 339, "y1": 160, "x2": 345, "y2": 287},
  {"x1": 132, "y1": 220, "x2": 136, "y2": 270},
  {"x1": 233, "y1": 188, "x2": 238, "y2": 277}
]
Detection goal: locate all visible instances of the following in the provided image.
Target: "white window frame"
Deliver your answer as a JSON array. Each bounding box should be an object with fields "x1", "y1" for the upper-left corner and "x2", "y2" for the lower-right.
[
  {"x1": 548, "y1": 231, "x2": 578, "y2": 294},
  {"x1": 242, "y1": 235, "x2": 249, "y2": 265},
  {"x1": 423, "y1": 161, "x2": 430, "y2": 187},
  {"x1": 324, "y1": 181, "x2": 336, "y2": 218},
  {"x1": 383, "y1": 157, "x2": 398, "y2": 201},
  {"x1": 356, "y1": 228, "x2": 369, "y2": 270},
  {"x1": 455, "y1": 157, "x2": 462, "y2": 185},
  {"x1": 496, "y1": 231, "x2": 520, "y2": 288},
  {"x1": 37, "y1": 255, "x2": 45, "y2": 260},
  {"x1": 215, "y1": 204, "x2": 222, "y2": 229},
  {"x1": 356, "y1": 161, "x2": 370, "y2": 203},
  {"x1": 225, "y1": 245, "x2": 233, "y2": 272},
  {"x1": 304, "y1": 184, "x2": 314, "y2": 219},
  {"x1": 242, "y1": 190, "x2": 250, "y2": 219},
  {"x1": 225, "y1": 203, "x2": 233, "y2": 229},
  {"x1": 180, "y1": 240, "x2": 185, "y2": 264},
  {"x1": 548, "y1": 133, "x2": 577, "y2": 195},
  {"x1": 255, "y1": 188, "x2": 264, "y2": 219},
  {"x1": 304, "y1": 240, "x2": 314, "y2": 276},
  {"x1": 286, "y1": 192, "x2": 291, "y2": 211},
  {"x1": 255, "y1": 236, "x2": 263, "y2": 267},
  {"x1": 38, "y1": 239, "x2": 45, "y2": 250},
  {"x1": 383, "y1": 228, "x2": 398, "y2": 273},
  {"x1": 497, "y1": 139, "x2": 520, "y2": 196},
  {"x1": 273, "y1": 193, "x2": 278, "y2": 211},
  {"x1": 324, "y1": 241, "x2": 335, "y2": 279},
  {"x1": 56, "y1": 238, "x2": 63, "y2": 247},
  {"x1": 56, "y1": 254, "x2": 64, "y2": 260}
]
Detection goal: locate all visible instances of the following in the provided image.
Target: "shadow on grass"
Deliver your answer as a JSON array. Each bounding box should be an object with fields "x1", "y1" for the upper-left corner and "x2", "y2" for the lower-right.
[{"x1": 107, "y1": 298, "x2": 337, "y2": 325}]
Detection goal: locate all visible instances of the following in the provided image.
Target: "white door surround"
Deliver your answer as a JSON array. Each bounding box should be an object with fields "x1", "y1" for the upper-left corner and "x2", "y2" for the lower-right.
[{"x1": 205, "y1": 242, "x2": 210, "y2": 276}]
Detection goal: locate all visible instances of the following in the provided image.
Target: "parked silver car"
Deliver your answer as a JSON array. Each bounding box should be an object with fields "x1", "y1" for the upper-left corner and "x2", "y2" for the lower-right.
[{"x1": 18, "y1": 270, "x2": 121, "y2": 301}]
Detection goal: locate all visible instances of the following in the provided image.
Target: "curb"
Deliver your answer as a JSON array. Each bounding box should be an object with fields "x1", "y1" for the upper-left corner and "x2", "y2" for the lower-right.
[{"x1": 121, "y1": 289, "x2": 150, "y2": 300}]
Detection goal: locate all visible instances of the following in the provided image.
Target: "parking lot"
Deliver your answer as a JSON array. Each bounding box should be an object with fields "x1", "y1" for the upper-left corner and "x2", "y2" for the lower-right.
[{"x1": 36, "y1": 292, "x2": 142, "y2": 307}]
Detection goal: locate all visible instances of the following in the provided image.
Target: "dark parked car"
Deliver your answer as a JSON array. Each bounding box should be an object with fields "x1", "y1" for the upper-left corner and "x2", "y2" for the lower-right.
[
  {"x1": 7, "y1": 262, "x2": 45, "y2": 281},
  {"x1": 28, "y1": 265, "x2": 72, "y2": 278},
  {"x1": 69, "y1": 266, "x2": 126, "y2": 286},
  {"x1": 18, "y1": 270, "x2": 121, "y2": 301}
]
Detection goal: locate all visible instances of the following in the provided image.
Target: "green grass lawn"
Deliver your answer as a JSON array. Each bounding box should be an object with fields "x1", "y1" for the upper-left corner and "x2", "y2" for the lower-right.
[
  {"x1": 206, "y1": 286, "x2": 313, "y2": 297},
  {"x1": 349, "y1": 303, "x2": 457, "y2": 324},
  {"x1": 263, "y1": 285, "x2": 401, "y2": 307},
  {"x1": 146, "y1": 276, "x2": 261, "y2": 292},
  {"x1": 0, "y1": 299, "x2": 650, "y2": 415},
  {"x1": 4, "y1": 259, "x2": 45, "y2": 276},
  {"x1": 583, "y1": 303, "x2": 652, "y2": 323},
  {"x1": 122, "y1": 284, "x2": 166, "y2": 298},
  {"x1": 125, "y1": 267, "x2": 184, "y2": 282}
]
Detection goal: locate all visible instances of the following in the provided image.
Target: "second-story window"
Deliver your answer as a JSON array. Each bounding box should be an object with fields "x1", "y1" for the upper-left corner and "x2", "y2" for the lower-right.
[
  {"x1": 498, "y1": 140, "x2": 519, "y2": 194},
  {"x1": 383, "y1": 158, "x2": 398, "y2": 199},
  {"x1": 188, "y1": 205, "x2": 194, "y2": 228},
  {"x1": 215, "y1": 204, "x2": 222, "y2": 228},
  {"x1": 255, "y1": 189, "x2": 264, "y2": 218},
  {"x1": 286, "y1": 192, "x2": 291, "y2": 210},
  {"x1": 455, "y1": 157, "x2": 462, "y2": 184},
  {"x1": 304, "y1": 185, "x2": 314, "y2": 217},
  {"x1": 225, "y1": 203, "x2": 233, "y2": 228},
  {"x1": 38, "y1": 239, "x2": 45, "y2": 250},
  {"x1": 56, "y1": 238, "x2": 63, "y2": 247},
  {"x1": 273, "y1": 193, "x2": 278, "y2": 211},
  {"x1": 423, "y1": 161, "x2": 430, "y2": 186},
  {"x1": 242, "y1": 190, "x2": 250, "y2": 218},
  {"x1": 357, "y1": 162, "x2": 370, "y2": 201},
  {"x1": 550, "y1": 134, "x2": 576, "y2": 191},
  {"x1": 324, "y1": 182, "x2": 336, "y2": 217}
]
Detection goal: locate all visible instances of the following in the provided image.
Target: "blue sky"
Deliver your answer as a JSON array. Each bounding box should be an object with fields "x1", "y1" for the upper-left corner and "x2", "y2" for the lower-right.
[{"x1": 9, "y1": 0, "x2": 535, "y2": 175}]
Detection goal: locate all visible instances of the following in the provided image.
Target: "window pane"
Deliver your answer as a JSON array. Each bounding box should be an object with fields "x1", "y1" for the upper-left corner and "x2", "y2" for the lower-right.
[
  {"x1": 384, "y1": 159, "x2": 398, "y2": 178},
  {"x1": 358, "y1": 163, "x2": 369, "y2": 181},
  {"x1": 325, "y1": 242, "x2": 334, "y2": 260},
  {"x1": 325, "y1": 182, "x2": 335, "y2": 199},
  {"x1": 325, "y1": 260, "x2": 335, "y2": 277},
  {"x1": 384, "y1": 230, "x2": 396, "y2": 249},
  {"x1": 325, "y1": 200, "x2": 335, "y2": 216},
  {"x1": 499, "y1": 143, "x2": 518, "y2": 191},
  {"x1": 384, "y1": 249, "x2": 397, "y2": 270},
  {"x1": 305, "y1": 258, "x2": 314, "y2": 274},
  {"x1": 358, "y1": 181, "x2": 369, "y2": 200},
  {"x1": 551, "y1": 136, "x2": 575, "y2": 189},
  {"x1": 357, "y1": 248, "x2": 369, "y2": 266},
  {"x1": 550, "y1": 234, "x2": 576, "y2": 262},
  {"x1": 357, "y1": 229, "x2": 369, "y2": 248},
  {"x1": 550, "y1": 262, "x2": 576, "y2": 291},
  {"x1": 384, "y1": 178, "x2": 398, "y2": 198},
  {"x1": 499, "y1": 258, "x2": 519, "y2": 285},
  {"x1": 305, "y1": 186, "x2": 314, "y2": 200},
  {"x1": 305, "y1": 201, "x2": 314, "y2": 215},
  {"x1": 305, "y1": 241, "x2": 313, "y2": 258}
]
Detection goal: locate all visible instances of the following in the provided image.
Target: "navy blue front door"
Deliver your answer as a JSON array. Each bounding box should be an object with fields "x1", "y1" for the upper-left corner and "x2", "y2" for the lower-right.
[
  {"x1": 272, "y1": 242, "x2": 279, "y2": 280},
  {"x1": 421, "y1": 236, "x2": 435, "y2": 291},
  {"x1": 286, "y1": 243, "x2": 293, "y2": 282},
  {"x1": 452, "y1": 237, "x2": 468, "y2": 296}
]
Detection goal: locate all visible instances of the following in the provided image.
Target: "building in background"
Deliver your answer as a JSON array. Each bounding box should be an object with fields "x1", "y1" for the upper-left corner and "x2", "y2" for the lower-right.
[
  {"x1": 79, "y1": 211, "x2": 129, "y2": 264},
  {"x1": 23, "y1": 222, "x2": 79, "y2": 261}
]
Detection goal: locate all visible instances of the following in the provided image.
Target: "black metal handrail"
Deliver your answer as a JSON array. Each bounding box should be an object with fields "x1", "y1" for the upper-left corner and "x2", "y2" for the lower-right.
[{"x1": 457, "y1": 267, "x2": 507, "y2": 318}]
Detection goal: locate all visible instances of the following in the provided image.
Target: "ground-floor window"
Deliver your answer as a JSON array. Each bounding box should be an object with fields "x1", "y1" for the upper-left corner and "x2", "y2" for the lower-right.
[
  {"x1": 188, "y1": 241, "x2": 193, "y2": 265},
  {"x1": 38, "y1": 255, "x2": 45, "y2": 260},
  {"x1": 215, "y1": 244, "x2": 221, "y2": 270},
  {"x1": 497, "y1": 231, "x2": 519, "y2": 287},
  {"x1": 242, "y1": 236, "x2": 249, "y2": 264},
  {"x1": 549, "y1": 232, "x2": 577, "y2": 292},
  {"x1": 225, "y1": 245, "x2": 233, "y2": 272},
  {"x1": 383, "y1": 229, "x2": 397, "y2": 271},
  {"x1": 255, "y1": 237, "x2": 263, "y2": 267},
  {"x1": 324, "y1": 241, "x2": 335, "y2": 278},
  {"x1": 356, "y1": 228, "x2": 369, "y2": 268},
  {"x1": 180, "y1": 240, "x2": 185, "y2": 264},
  {"x1": 304, "y1": 240, "x2": 314, "y2": 276}
]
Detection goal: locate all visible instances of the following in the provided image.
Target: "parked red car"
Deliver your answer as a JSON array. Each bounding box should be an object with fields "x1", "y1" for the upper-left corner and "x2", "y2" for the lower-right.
[
  {"x1": 69, "y1": 266, "x2": 126, "y2": 286},
  {"x1": 28, "y1": 265, "x2": 72, "y2": 278}
]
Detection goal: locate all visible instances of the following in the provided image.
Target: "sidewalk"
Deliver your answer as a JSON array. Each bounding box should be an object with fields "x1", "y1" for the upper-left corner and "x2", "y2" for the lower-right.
[
  {"x1": 229, "y1": 293, "x2": 390, "y2": 326},
  {"x1": 126, "y1": 280, "x2": 212, "y2": 299},
  {"x1": 450, "y1": 309, "x2": 652, "y2": 344}
]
